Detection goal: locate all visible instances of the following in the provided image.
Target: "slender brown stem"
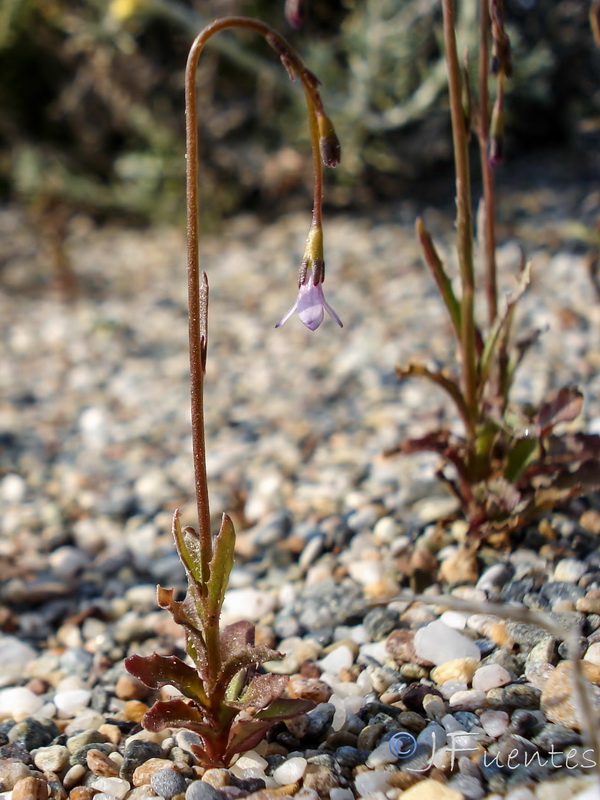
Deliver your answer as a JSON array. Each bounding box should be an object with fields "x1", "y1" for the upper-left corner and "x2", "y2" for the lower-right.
[
  {"x1": 442, "y1": 0, "x2": 477, "y2": 437},
  {"x1": 478, "y1": 0, "x2": 498, "y2": 325},
  {"x1": 184, "y1": 17, "x2": 330, "y2": 678}
]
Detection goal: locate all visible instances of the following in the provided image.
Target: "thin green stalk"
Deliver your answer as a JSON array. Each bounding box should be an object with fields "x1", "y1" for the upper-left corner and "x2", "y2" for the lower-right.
[
  {"x1": 478, "y1": 0, "x2": 498, "y2": 326},
  {"x1": 442, "y1": 0, "x2": 478, "y2": 439}
]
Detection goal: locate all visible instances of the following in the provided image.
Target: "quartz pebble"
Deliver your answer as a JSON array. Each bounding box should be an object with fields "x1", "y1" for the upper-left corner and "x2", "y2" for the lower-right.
[
  {"x1": 472, "y1": 664, "x2": 512, "y2": 692},
  {"x1": 91, "y1": 778, "x2": 130, "y2": 799},
  {"x1": 414, "y1": 621, "x2": 481, "y2": 665},
  {"x1": 271, "y1": 757, "x2": 307, "y2": 785},
  {"x1": 0, "y1": 688, "x2": 44, "y2": 720}
]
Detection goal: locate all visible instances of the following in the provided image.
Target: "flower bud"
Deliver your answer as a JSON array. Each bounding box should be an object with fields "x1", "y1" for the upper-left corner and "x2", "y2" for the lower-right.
[
  {"x1": 317, "y1": 112, "x2": 341, "y2": 167},
  {"x1": 285, "y1": 0, "x2": 306, "y2": 29}
]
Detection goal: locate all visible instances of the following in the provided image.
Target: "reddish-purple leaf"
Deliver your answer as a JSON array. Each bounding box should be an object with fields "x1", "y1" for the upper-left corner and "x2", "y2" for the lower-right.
[
  {"x1": 537, "y1": 386, "x2": 584, "y2": 435},
  {"x1": 125, "y1": 653, "x2": 207, "y2": 704},
  {"x1": 141, "y1": 698, "x2": 210, "y2": 735}
]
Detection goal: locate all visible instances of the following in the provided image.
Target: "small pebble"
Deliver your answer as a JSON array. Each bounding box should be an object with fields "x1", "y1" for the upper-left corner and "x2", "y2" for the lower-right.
[
  {"x1": 91, "y1": 777, "x2": 131, "y2": 799},
  {"x1": 472, "y1": 664, "x2": 512, "y2": 692},
  {"x1": 272, "y1": 757, "x2": 307, "y2": 785},
  {"x1": 34, "y1": 745, "x2": 70, "y2": 773},
  {"x1": 414, "y1": 621, "x2": 481, "y2": 665},
  {"x1": 0, "y1": 761, "x2": 32, "y2": 792},
  {"x1": 150, "y1": 769, "x2": 187, "y2": 799},
  {"x1": 133, "y1": 760, "x2": 178, "y2": 787},
  {"x1": 185, "y1": 782, "x2": 224, "y2": 800}
]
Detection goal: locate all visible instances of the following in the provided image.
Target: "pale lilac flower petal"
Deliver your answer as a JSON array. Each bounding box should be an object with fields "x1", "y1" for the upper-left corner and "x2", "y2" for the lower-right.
[
  {"x1": 276, "y1": 280, "x2": 342, "y2": 331},
  {"x1": 275, "y1": 301, "x2": 298, "y2": 329}
]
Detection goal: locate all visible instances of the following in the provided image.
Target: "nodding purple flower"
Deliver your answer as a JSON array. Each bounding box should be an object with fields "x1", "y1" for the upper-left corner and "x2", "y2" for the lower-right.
[
  {"x1": 277, "y1": 223, "x2": 342, "y2": 331},
  {"x1": 276, "y1": 272, "x2": 343, "y2": 331}
]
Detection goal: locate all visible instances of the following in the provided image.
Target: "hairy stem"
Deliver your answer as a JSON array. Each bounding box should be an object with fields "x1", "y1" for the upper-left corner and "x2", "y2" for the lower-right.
[
  {"x1": 185, "y1": 16, "x2": 330, "y2": 682},
  {"x1": 478, "y1": 0, "x2": 498, "y2": 325},
  {"x1": 442, "y1": 0, "x2": 477, "y2": 439}
]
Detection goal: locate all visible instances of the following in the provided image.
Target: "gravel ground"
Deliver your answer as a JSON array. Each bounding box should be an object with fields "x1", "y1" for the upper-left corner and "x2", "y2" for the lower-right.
[{"x1": 2, "y1": 165, "x2": 600, "y2": 800}]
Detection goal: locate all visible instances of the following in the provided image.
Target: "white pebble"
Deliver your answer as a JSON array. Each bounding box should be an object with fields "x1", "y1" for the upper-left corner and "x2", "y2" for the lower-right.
[
  {"x1": 439, "y1": 610, "x2": 469, "y2": 630},
  {"x1": 327, "y1": 693, "x2": 345, "y2": 731},
  {"x1": 414, "y1": 620, "x2": 481, "y2": 665},
  {"x1": 54, "y1": 689, "x2": 92, "y2": 717},
  {"x1": 553, "y1": 558, "x2": 587, "y2": 583},
  {"x1": 49, "y1": 546, "x2": 89, "y2": 579},
  {"x1": 439, "y1": 680, "x2": 468, "y2": 699},
  {"x1": 221, "y1": 588, "x2": 276, "y2": 624},
  {"x1": 230, "y1": 750, "x2": 267, "y2": 780},
  {"x1": 505, "y1": 789, "x2": 536, "y2": 800},
  {"x1": 272, "y1": 756, "x2": 307, "y2": 785},
  {"x1": 479, "y1": 709, "x2": 509, "y2": 738},
  {"x1": 472, "y1": 664, "x2": 511, "y2": 692},
  {"x1": 91, "y1": 778, "x2": 131, "y2": 799},
  {"x1": 330, "y1": 790, "x2": 354, "y2": 800},
  {"x1": 64, "y1": 709, "x2": 105, "y2": 734},
  {"x1": 584, "y1": 642, "x2": 600, "y2": 667},
  {"x1": 319, "y1": 644, "x2": 354, "y2": 674},
  {"x1": 448, "y1": 688, "x2": 486, "y2": 710},
  {"x1": 347, "y1": 559, "x2": 384, "y2": 586},
  {"x1": 0, "y1": 686, "x2": 43, "y2": 719},
  {"x1": 0, "y1": 637, "x2": 37, "y2": 687},
  {"x1": 366, "y1": 741, "x2": 398, "y2": 767},
  {"x1": 354, "y1": 771, "x2": 390, "y2": 797},
  {"x1": 0, "y1": 474, "x2": 26, "y2": 503},
  {"x1": 358, "y1": 640, "x2": 388, "y2": 663}
]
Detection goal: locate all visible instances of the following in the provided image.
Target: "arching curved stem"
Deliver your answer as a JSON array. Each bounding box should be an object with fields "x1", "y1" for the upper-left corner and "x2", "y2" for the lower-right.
[{"x1": 184, "y1": 17, "x2": 332, "y2": 577}]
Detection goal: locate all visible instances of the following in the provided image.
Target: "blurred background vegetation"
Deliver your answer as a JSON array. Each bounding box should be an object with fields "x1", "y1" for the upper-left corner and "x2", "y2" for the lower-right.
[{"x1": 1, "y1": 0, "x2": 599, "y2": 227}]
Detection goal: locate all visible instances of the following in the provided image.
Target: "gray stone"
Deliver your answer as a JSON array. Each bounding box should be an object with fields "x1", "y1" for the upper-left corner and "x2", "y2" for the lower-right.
[
  {"x1": 185, "y1": 782, "x2": 224, "y2": 800},
  {"x1": 150, "y1": 768, "x2": 187, "y2": 798}
]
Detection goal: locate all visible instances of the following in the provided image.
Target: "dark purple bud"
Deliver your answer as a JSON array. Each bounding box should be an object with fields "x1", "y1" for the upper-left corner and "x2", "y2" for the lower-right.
[
  {"x1": 285, "y1": 0, "x2": 306, "y2": 29},
  {"x1": 488, "y1": 135, "x2": 503, "y2": 168},
  {"x1": 317, "y1": 112, "x2": 341, "y2": 167}
]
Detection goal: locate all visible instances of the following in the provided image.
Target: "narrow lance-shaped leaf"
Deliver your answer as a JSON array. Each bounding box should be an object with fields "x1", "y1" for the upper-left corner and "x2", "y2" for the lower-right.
[
  {"x1": 172, "y1": 510, "x2": 204, "y2": 588},
  {"x1": 416, "y1": 218, "x2": 462, "y2": 342},
  {"x1": 504, "y1": 435, "x2": 539, "y2": 484},
  {"x1": 479, "y1": 260, "x2": 531, "y2": 397},
  {"x1": 396, "y1": 363, "x2": 471, "y2": 435},
  {"x1": 207, "y1": 513, "x2": 236, "y2": 617}
]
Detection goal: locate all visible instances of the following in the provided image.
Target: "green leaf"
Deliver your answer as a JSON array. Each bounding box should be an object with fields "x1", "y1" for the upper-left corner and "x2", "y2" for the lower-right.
[
  {"x1": 479, "y1": 261, "x2": 531, "y2": 396},
  {"x1": 124, "y1": 653, "x2": 208, "y2": 706},
  {"x1": 172, "y1": 510, "x2": 204, "y2": 586},
  {"x1": 255, "y1": 696, "x2": 315, "y2": 720},
  {"x1": 207, "y1": 513, "x2": 236, "y2": 616},
  {"x1": 224, "y1": 672, "x2": 288, "y2": 709},
  {"x1": 504, "y1": 435, "x2": 539, "y2": 483}
]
